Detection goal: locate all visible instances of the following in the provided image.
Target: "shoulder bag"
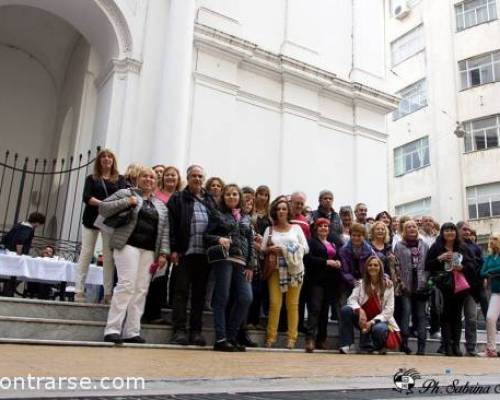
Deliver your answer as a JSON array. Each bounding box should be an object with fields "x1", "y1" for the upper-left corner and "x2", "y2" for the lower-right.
[{"x1": 262, "y1": 227, "x2": 277, "y2": 280}]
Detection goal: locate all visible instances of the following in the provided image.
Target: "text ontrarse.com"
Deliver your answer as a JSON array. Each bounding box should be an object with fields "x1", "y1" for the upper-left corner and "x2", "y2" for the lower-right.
[{"x1": 0, "y1": 375, "x2": 145, "y2": 391}]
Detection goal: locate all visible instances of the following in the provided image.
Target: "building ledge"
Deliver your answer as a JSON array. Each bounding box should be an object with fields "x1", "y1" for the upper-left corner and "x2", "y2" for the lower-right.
[{"x1": 193, "y1": 23, "x2": 399, "y2": 113}]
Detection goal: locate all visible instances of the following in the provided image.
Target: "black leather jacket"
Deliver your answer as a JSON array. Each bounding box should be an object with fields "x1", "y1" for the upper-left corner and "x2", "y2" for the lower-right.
[{"x1": 205, "y1": 210, "x2": 255, "y2": 269}]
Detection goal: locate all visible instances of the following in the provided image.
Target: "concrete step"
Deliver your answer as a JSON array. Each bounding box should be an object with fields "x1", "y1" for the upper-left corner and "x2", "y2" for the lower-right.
[
  {"x1": 0, "y1": 315, "x2": 326, "y2": 349},
  {"x1": 0, "y1": 297, "x2": 494, "y2": 354},
  {"x1": 0, "y1": 313, "x2": 483, "y2": 355},
  {"x1": 1, "y1": 297, "x2": 493, "y2": 341}
]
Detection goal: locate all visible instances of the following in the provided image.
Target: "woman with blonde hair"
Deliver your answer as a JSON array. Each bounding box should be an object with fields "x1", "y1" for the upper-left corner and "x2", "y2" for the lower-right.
[
  {"x1": 369, "y1": 221, "x2": 393, "y2": 274},
  {"x1": 393, "y1": 219, "x2": 430, "y2": 355},
  {"x1": 100, "y1": 165, "x2": 170, "y2": 343},
  {"x1": 339, "y1": 256, "x2": 399, "y2": 354},
  {"x1": 247, "y1": 185, "x2": 272, "y2": 329},
  {"x1": 124, "y1": 163, "x2": 142, "y2": 187},
  {"x1": 262, "y1": 196, "x2": 309, "y2": 349},
  {"x1": 480, "y1": 233, "x2": 500, "y2": 357},
  {"x1": 155, "y1": 166, "x2": 182, "y2": 204},
  {"x1": 143, "y1": 166, "x2": 182, "y2": 323},
  {"x1": 75, "y1": 149, "x2": 127, "y2": 303}
]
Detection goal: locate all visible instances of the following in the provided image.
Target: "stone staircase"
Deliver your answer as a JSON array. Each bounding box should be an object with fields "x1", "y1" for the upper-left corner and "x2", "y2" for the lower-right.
[{"x1": 0, "y1": 297, "x2": 493, "y2": 354}]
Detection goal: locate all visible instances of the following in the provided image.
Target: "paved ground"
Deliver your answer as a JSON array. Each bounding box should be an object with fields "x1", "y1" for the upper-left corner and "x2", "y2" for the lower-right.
[
  {"x1": 2, "y1": 344, "x2": 500, "y2": 399},
  {"x1": 3, "y1": 344, "x2": 500, "y2": 379}
]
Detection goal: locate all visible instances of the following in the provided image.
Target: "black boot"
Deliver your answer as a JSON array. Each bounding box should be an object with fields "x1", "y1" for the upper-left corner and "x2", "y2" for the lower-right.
[
  {"x1": 400, "y1": 336, "x2": 412, "y2": 355},
  {"x1": 237, "y1": 329, "x2": 258, "y2": 348},
  {"x1": 452, "y1": 322, "x2": 463, "y2": 357},
  {"x1": 416, "y1": 340, "x2": 426, "y2": 356}
]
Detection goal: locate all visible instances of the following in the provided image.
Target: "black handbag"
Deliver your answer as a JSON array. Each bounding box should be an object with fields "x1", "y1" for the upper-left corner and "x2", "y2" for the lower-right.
[
  {"x1": 431, "y1": 271, "x2": 454, "y2": 293},
  {"x1": 207, "y1": 244, "x2": 228, "y2": 264},
  {"x1": 100, "y1": 181, "x2": 133, "y2": 229},
  {"x1": 103, "y1": 208, "x2": 132, "y2": 228}
]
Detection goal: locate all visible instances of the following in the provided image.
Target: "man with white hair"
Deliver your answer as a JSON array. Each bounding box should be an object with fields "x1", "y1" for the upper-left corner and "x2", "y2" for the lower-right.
[
  {"x1": 290, "y1": 191, "x2": 311, "y2": 240},
  {"x1": 168, "y1": 164, "x2": 217, "y2": 346}
]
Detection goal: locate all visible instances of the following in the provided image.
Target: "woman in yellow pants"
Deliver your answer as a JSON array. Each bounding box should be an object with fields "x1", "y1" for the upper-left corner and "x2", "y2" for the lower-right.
[{"x1": 262, "y1": 197, "x2": 309, "y2": 349}]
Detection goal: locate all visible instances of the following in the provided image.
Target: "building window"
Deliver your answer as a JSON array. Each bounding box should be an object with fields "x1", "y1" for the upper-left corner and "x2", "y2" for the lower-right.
[
  {"x1": 455, "y1": 0, "x2": 497, "y2": 31},
  {"x1": 394, "y1": 136, "x2": 430, "y2": 176},
  {"x1": 391, "y1": 25, "x2": 425, "y2": 66},
  {"x1": 467, "y1": 182, "x2": 500, "y2": 219},
  {"x1": 393, "y1": 79, "x2": 427, "y2": 120},
  {"x1": 464, "y1": 114, "x2": 500, "y2": 152},
  {"x1": 395, "y1": 197, "x2": 431, "y2": 217},
  {"x1": 459, "y1": 50, "x2": 500, "y2": 89}
]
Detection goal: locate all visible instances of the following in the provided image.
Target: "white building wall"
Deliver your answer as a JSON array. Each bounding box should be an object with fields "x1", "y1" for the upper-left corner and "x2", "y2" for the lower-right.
[
  {"x1": 386, "y1": 0, "x2": 500, "y2": 240},
  {"x1": 1, "y1": 0, "x2": 397, "y2": 221}
]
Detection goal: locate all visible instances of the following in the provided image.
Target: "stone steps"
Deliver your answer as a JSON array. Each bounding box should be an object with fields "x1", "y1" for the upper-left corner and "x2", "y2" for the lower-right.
[{"x1": 0, "y1": 297, "x2": 493, "y2": 354}]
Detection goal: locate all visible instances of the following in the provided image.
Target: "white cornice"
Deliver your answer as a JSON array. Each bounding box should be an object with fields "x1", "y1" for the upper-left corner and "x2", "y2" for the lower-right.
[
  {"x1": 95, "y1": 57, "x2": 142, "y2": 90},
  {"x1": 355, "y1": 125, "x2": 389, "y2": 142},
  {"x1": 193, "y1": 23, "x2": 398, "y2": 112}
]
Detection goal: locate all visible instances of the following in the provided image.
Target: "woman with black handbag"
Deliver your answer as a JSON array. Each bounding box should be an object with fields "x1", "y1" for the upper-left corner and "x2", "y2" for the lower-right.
[
  {"x1": 205, "y1": 184, "x2": 255, "y2": 351},
  {"x1": 303, "y1": 218, "x2": 342, "y2": 352},
  {"x1": 426, "y1": 222, "x2": 475, "y2": 356},
  {"x1": 75, "y1": 149, "x2": 127, "y2": 304},
  {"x1": 99, "y1": 166, "x2": 170, "y2": 344},
  {"x1": 393, "y1": 219, "x2": 429, "y2": 355}
]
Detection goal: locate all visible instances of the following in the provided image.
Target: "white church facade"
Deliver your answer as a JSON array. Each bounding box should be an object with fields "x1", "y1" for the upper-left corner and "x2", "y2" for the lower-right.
[{"x1": 0, "y1": 0, "x2": 397, "y2": 219}]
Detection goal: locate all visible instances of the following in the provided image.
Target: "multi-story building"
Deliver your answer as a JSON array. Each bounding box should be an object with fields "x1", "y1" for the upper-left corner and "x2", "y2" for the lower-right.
[{"x1": 386, "y1": 0, "x2": 500, "y2": 244}]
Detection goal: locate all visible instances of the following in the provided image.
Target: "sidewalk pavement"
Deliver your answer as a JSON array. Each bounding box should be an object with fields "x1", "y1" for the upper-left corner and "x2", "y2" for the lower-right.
[{"x1": 2, "y1": 344, "x2": 500, "y2": 398}]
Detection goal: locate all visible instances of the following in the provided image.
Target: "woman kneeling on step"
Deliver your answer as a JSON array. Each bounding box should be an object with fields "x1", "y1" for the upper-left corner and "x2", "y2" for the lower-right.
[
  {"x1": 339, "y1": 256, "x2": 399, "y2": 354},
  {"x1": 99, "y1": 165, "x2": 170, "y2": 344}
]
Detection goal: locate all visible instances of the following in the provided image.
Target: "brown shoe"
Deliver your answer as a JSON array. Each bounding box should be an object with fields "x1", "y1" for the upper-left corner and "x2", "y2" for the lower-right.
[
  {"x1": 265, "y1": 340, "x2": 273, "y2": 348},
  {"x1": 315, "y1": 339, "x2": 329, "y2": 350},
  {"x1": 305, "y1": 338, "x2": 315, "y2": 353},
  {"x1": 286, "y1": 340, "x2": 296, "y2": 350}
]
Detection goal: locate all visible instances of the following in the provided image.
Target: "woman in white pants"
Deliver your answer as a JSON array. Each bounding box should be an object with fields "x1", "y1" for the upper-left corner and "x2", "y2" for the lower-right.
[
  {"x1": 480, "y1": 233, "x2": 500, "y2": 357},
  {"x1": 99, "y1": 166, "x2": 170, "y2": 344},
  {"x1": 75, "y1": 149, "x2": 127, "y2": 304}
]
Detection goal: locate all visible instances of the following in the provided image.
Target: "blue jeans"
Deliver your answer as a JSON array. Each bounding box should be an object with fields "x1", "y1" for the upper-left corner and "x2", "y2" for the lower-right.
[
  {"x1": 398, "y1": 294, "x2": 427, "y2": 346},
  {"x1": 340, "y1": 305, "x2": 388, "y2": 350},
  {"x1": 213, "y1": 260, "x2": 253, "y2": 341}
]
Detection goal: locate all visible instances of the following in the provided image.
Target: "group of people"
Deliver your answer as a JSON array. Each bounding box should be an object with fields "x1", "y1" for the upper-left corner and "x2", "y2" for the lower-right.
[{"x1": 51, "y1": 149, "x2": 500, "y2": 356}]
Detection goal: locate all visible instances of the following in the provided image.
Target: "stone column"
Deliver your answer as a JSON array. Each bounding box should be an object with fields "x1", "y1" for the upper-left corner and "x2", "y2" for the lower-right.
[{"x1": 152, "y1": 0, "x2": 196, "y2": 169}]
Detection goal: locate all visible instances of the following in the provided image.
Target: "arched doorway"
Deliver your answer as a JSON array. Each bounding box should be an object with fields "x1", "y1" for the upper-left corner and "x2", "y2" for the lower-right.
[
  {"x1": 0, "y1": 0, "x2": 134, "y2": 159},
  {"x1": 0, "y1": 0, "x2": 138, "y2": 248}
]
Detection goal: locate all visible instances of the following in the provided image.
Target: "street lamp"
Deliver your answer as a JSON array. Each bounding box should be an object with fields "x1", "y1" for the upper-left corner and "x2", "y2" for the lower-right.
[{"x1": 454, "y1": 121, "x2": 466, "y2": 138}]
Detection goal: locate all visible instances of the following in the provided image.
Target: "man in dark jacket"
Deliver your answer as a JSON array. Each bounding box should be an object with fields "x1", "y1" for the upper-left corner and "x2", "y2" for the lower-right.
[
  {"x1": 1, "y1": 212, "x2": 46, "y2": 296},
  {"x1": 458, "y1": 221, "x2": 486, "y2": 356},
  {"x1": 310, "y1": 190, "x2": 342, "y2": 244},
  {"x1": 167, "y1": 165, "x2": 216, "y2": 346}
]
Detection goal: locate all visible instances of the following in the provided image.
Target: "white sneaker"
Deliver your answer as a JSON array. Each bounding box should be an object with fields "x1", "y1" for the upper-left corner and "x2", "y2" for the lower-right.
[
  {"x1": 430, "y1": 332, "x2": 441, "y2": 340},
  {"x1": 339, "y1": 345, "x2": 351, "y2": 354}
]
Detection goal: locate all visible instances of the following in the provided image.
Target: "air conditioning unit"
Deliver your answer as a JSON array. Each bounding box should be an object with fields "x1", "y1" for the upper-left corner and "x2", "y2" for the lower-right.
[{"x1": 393, "y1": 0, "x2": 410, "y2": 20}]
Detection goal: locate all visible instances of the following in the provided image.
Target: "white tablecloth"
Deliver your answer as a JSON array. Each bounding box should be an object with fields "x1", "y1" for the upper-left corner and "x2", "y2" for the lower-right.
[{"x1": 0, "y1": 253, "x2": 103, "y2": 285}]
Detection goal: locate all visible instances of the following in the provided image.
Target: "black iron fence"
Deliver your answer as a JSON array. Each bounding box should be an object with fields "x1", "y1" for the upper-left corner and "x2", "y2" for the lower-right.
[{"x1": 0, "y1": 148, "x2": 100, "y2": 260}]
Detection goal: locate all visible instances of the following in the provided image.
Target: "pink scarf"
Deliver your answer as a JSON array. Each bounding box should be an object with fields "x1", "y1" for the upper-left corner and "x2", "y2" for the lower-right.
[{"x1": 232, "y1": 208, "x2": 241, "y2": 221}]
